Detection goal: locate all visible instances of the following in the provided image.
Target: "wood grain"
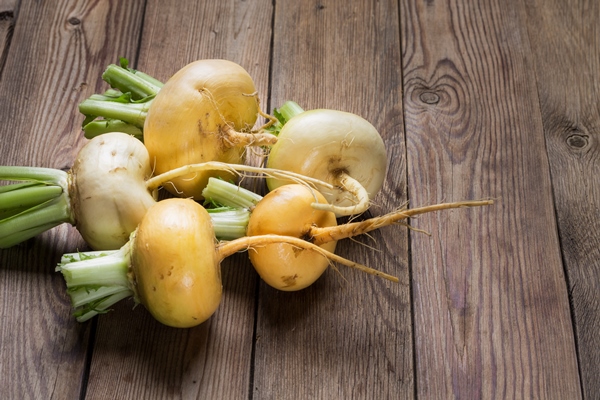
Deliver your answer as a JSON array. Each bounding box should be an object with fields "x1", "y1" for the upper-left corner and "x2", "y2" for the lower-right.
[
  {"x1": 82, "y1": 1, "x2": 274, "y2": 399},
  {"x1": 0, "y1": 0, "x2": 145, "y2": 399},
  {"x1": 524, "y1": 0, "x2": 600, "y2": 397},
  {"x1": 258, "y1": 1, "x2": 412, "y2": 399},
  {"x1": 401, "y1": 0, "x2": 581, "y2": 397},
  {"x1": 0, "y1": 0, "x2": 594, "y2": 398}
]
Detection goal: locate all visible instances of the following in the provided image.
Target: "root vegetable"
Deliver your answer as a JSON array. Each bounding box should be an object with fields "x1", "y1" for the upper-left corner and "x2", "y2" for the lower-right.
[
  {"x1": 266, "y1": 102, "x2": 387, "y2": 216},
  {"x1": 245, "y1": 184, "x2": 337, "y2": 290},
  {"x1": 57, "y1": 198, "x2": 395, "y2": 327},
  {"x1": 0, "y1": 132, "x2": 271, "y2": 250},
  {"x1": 202, "y1": 179, "x2": 494, "y2": 291},
  {"x1": 80, "y1": 59, "x2": 277, "y2": 200}
]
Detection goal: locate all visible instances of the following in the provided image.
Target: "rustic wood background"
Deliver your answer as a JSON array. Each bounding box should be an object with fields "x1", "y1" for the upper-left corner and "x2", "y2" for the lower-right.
[{"x1": 0, "y1": 0, "x2": 597, "y2": 398}]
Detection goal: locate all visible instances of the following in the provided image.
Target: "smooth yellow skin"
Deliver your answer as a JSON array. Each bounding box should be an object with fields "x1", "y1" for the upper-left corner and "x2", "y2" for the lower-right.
[
  {"x1": 266, "y1": 109, "x2": 387, "y2": 212},
  {"x1": 143, "y1": 59, "x2": 259, "y2": 199},
  {"x1": 131, "y1": 198, "x2": 222, "y2": 328},
  {"x1": 246, "y1": 184, "x2": 338, "y2": 291},
  {"x1": 70, "y1": 132, "x2": 157, "y2": 250}
]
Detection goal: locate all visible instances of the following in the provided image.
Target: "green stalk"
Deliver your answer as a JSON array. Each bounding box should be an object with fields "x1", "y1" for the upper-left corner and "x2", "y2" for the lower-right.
[
  {"x1": 207, "y1": 207, "x2": 250, "y2": 240},
  {"x1": 82, "y1": 119, "x2": 143, "y2": 140},
  {"x1": 78, "y1": 98, "x2": 151, "y2": 128},
  {"x1": 276, "y1": 100, "x2": 305, "y2": 123},
  {"x1": 202, "y1": 177, "x2": 263, "y2": 209},
  {"x1": 79, "y1": 61, "x2": 164, "y2": 140},
  {"x1": 56, "y1": 241, "x2": 135, "y2": 322},
  {"x1": 264, "y1": 101, "x2": 306, "y2": 136},
  {"x1": 101, "y1": 63, "x2": 163, "y2": 100},
  {"x1": 0, "y1": 167, "x2": 72, "y2": 249}
]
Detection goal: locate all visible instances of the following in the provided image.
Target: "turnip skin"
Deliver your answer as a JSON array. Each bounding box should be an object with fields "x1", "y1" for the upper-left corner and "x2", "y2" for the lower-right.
[
  {"x1": 131, "y1": 198, "x2": 222, "y2": 328},
  {"x1": 266, "y1": 109, "x2": 387, "y2": 216},
  {"x1": 143, "y1": 59, "x2": 275, "y2": 199},
  {"x1": 246, "y1": 184, "x2": 338, "y2": 291},
  {"x1": 70, "y1": 132, "x2": 157, "y2": 250}
]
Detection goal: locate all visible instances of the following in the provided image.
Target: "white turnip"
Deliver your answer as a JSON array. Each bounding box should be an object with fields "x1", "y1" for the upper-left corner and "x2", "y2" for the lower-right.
[
  {"x1": 0, "y1": 132, "x2": 285, "y2": 250},
  {"x1": 266, "y1": 102, "x2": 388, "y2": 216}
]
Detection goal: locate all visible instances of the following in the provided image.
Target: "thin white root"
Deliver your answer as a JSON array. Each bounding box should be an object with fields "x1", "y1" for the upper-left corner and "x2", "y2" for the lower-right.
[
  {"x1": 310, "y1": 172, "x2": 371, "y2": 216},
  {"x1": 216, "y1": 234, "x2": 399, "y2": 283},
  {"x1": 311, "y1": 199, "x2": 494, "y2": 246},
  {"x1": 145, "y1": 161, "x2": 337, "y2": 194}
]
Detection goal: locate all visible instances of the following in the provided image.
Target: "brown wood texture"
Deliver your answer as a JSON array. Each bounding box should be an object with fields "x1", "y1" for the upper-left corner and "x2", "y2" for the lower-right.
[
  {"x1": 401, "y1": 0, "x2": 581, "y2": 398},
  {"x1": 257, "y1": 1, "x2": 411, "y2": 399},
  {"x1": 0, "y1": 1, "x2": 145, "y2": 399},
  {"x1": 525, "y1": 0, "x2": 600, "y2": 397},
  {"x1": 0, "y1": 0, "x2": 597, "y2": 398}
]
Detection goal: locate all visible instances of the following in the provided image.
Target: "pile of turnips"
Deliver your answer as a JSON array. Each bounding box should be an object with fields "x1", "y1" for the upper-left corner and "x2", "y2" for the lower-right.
[{"x1": 1, "y1": 58, "x2": 493, "y2": 328}]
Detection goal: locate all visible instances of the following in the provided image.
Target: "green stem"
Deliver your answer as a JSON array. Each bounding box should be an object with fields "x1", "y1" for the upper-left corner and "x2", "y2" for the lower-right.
[
  {"x1": 82, "y1": 119, "x2": 143, "y2": 141},
  {"x1": 56, "y1": 241, "x2": 134, "y2": 322},
  {"x1": 207, "y1": 207, "x2": 250, "y2": 240},
  {"x1": 276, "y1": 100, "x2": 305, "y2": 123},
  {"x1": 78, "y1": 98, "x2": 150, "y2": 128},
  {"x1": 78, "y1": 63, "x2": 163, "y2": 140},
  {"x1": 0, "y1": 167, "x2": 72, "y2": 248},
  {"x1": 202, "y1": 177, "x2": 263, "y2": 209},
  {"x1": 101, "y1": 64, "x2": 162, "y2": 100}
]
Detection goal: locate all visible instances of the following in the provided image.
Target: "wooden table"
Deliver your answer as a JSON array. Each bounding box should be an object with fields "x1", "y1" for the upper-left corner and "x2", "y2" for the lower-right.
[{"x1": 0, "y1": 0, "x2": 597, "y2": 398}]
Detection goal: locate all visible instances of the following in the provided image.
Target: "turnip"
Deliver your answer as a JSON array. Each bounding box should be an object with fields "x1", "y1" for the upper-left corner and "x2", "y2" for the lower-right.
[
  {"x1": 57, "y1": 198, "x2": 397, "y2": 327},
  {"x1": 0, "y1": 132, "x2": 156, "y2": 250},
  {"x1": 79, "y1": 59, "x2": 277, "y2": 200},
  {"x1": 0, "y1": 132, "x2": 284, "y2": 250},
  {"x1": 265, "y1": 101, "x2": 388, "y2": 216},
  {"x1": 202, "y1": 178, "x2": 493, "y2": 291}
]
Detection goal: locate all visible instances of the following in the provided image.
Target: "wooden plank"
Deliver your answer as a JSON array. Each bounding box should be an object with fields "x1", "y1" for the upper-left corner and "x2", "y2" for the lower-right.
[
  {"x1": 82, "y1": 1, "x2": 274, "y2": 399},
  {"x1": 0, "y1": 0, "x2": 145, "y2": 399},
  {"x1": 257, "y1": 1, "x2": 412, "y2": 399},
  {"x1": 524, "y1": 0, "x2": 600, "y2": 397},
  {"x1": 401, "y1": 0, "x2": 581, "y2": 397}
]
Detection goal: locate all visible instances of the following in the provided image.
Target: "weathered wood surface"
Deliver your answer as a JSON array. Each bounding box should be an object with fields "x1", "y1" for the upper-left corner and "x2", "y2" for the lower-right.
[{"x1": 0, "y1": 0, "x2": 597, "y2": 399}]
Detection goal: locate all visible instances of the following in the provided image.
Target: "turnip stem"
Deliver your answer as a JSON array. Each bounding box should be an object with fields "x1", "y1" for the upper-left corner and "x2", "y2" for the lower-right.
[
  {"x1": 202, "y1": 177, "x2": 263, "y2": 209},
  {"x1": 0, "y1": 166, "x2": 72, "y2": 248},
  {"x1": 78, "y1": 97, "x2": 150, "y2": 128},
  {"x1": 82, "y1": 119, "x2": 143, "y2": 140},
  {"x1": 207, "y1": 207, "x2": 251, "y2": 240},
  {"x1": 101, "y1": 63, "x2": 162, "y2": 100},
  {"x1": 276, "y1": 101, "x2": 305, "y2": 123},
  {"x1": 216, "y1": 234, "x2": 399, "y2": 283},
  {"x1": 145, "y1": 161, "x2": 336, "y2": 194},
  {"x1": 310, "y1": 199, "x2": 494, "y2": 246},
  {"x1": 57, "y1": 242, "x2": 135, "y2": 322}
]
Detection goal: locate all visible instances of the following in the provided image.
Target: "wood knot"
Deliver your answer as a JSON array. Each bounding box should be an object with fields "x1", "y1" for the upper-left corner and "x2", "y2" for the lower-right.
[
  {"x1": 566, "y1": 133, "x2": 589, "y2": 149},
  {"x1": 419, "y1": 91, "x2": 440, "y2": 104}
]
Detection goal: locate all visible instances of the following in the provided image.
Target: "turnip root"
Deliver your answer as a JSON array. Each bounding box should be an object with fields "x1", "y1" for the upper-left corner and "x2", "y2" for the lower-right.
[
  {"x1": 80, "y1": 59, "x2": 277, "y2": 200},
  {"x1": 202, "y1": 179, "x2": 493, "y2": 291},
  {"x1": 246, "y1": 184, "x2": 338, "y2": 290},
  {"x1": 57, "y1": 198, "x2": 396, "y2": 327},
  {"x1": 266, "y1": 102, "x2": 387, "y2": 216}
]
